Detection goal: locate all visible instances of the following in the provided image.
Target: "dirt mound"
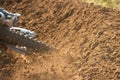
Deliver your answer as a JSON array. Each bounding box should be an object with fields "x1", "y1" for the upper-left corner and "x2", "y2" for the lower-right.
[{"x1": 0, "y1": 0, "x2": 120, "y2": 80}]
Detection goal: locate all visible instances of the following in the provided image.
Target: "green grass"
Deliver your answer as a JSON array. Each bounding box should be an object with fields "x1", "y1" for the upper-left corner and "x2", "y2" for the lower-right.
[{"x1": 82, "y1": 0, "x2": 120, "y2": 8}]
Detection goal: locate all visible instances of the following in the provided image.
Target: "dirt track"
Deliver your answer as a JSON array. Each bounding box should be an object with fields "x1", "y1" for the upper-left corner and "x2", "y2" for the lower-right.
[{"x1": 0, "y1": 0, "x2": 120, "y2": 80}]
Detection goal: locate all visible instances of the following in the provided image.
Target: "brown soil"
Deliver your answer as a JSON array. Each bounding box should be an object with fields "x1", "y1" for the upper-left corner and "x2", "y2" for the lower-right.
[{"x1": 0, "y1": 0, "x2": 120, "y2": 80}]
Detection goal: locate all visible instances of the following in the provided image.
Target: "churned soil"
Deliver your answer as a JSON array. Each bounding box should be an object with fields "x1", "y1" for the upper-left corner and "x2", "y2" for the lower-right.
[{"x1": 0, "y1": 0, "x2": 120, "y2": 80}]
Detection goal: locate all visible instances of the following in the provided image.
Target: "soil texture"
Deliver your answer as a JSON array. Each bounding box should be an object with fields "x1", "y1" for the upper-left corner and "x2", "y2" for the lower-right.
[{"x1": 0, "y1": 0, "x2": 120, "y2": 80}]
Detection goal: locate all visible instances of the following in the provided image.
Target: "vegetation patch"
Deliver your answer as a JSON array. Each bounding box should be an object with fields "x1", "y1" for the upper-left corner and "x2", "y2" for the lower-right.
[{"x1": 82, "y1": 0, "x2": 120, "y2": 8}]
